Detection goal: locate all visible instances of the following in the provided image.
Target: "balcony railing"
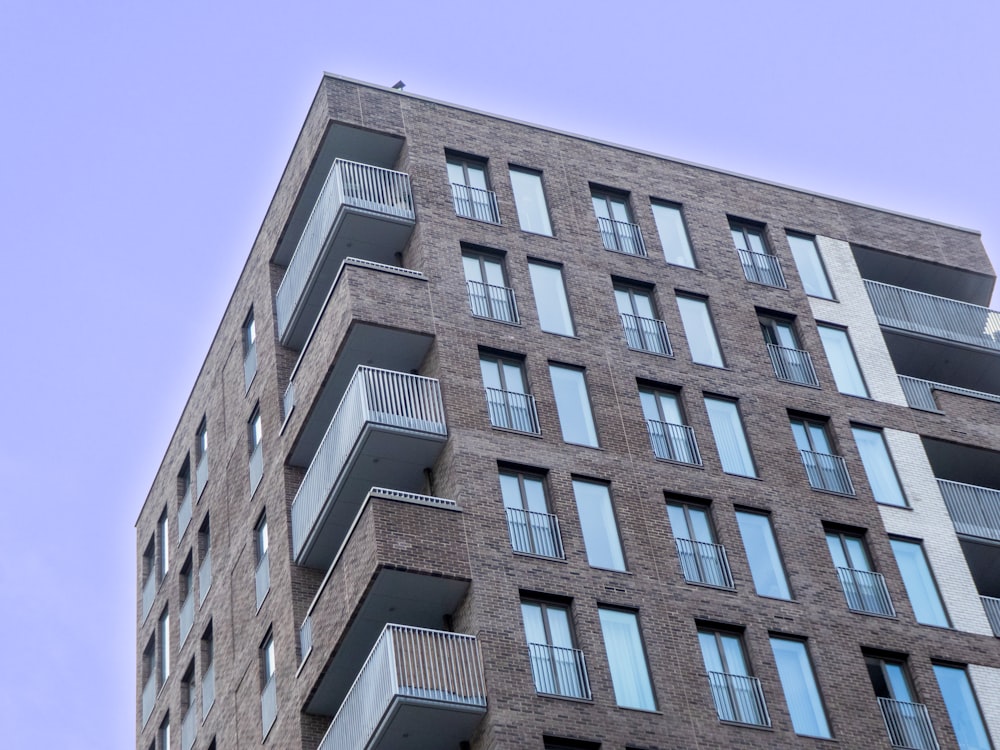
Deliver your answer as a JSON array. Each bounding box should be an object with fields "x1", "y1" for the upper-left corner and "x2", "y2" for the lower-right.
[
  {"x1": 451, "y1": 183, "x2": 500, "y2": 224},
  {"x1": 938, "y1": 479, "x2": 1000, "y2": 542},
  {"x1": 243, "y1": 343, "x2": 257, "y2": 391},
  {"x1": 598, "y1": 216, "x2": 646, "y2": 256},
  {"x1": 276, "y1": 160, "x2": 414, "y2": 340},
  {"x1": 195, "y1": 453, "x2": 208, "y2": 498},
  {"x1": 467, "y1": 280, "x2": 518, "y2": 323},
  {"x1": 675, "y1": 538, "x2": 734, "y2": 589},
  {"x1": 198, "y1": 549, "x2": 212, "y2": 605},
  {"x1": 767, "y1": 344, "x2": 819, "y2": 387},
  {"x1": 707, "y1": 671, "x2": 770, "y2": 727},
  {"x1": 261, "y1": 676, "x2": 277, "y2": 739},
  {"x1": 141, "y1": 673, "x2": 156, "y2": 727},
  {"x1": 865, "y1": 279, "x2": 1000, "y2": 351},
  {"x1": 621, "y1": 313, "x2": 672, "y2": 355},
  {"x1": 505, "y1": 507, "x2": 564, "y2": 559},
  {"x1": 249, "y1": 443, "x2": 263, "y2": 495},
  {"x1": 878, "y1": 697, "x2": 939, "y2": 750},
  {"x1": 485, "y1": 388, "x2": 540, "y2": 434},
  {"x1": 255, "y1": 553, "x2": 270, "y2": 611},
  {"x1": 141, "y1": 573, "x2": 156, "y2": 622},
  {"x1": 836, "y1": 567, "x2": 895, "y2": 617},
  {"x1": 981, "y1": 595, "x2": 1000, "y2": 637},
  {"x1": 800, "y1": 450, "x2": 854, "y2": 495},
  {"x1": 180, "y1": 705, "x2": 196, "y2": 750},
  {"x1": 646, "y1": 420, "x2": 701, "y2": 465},
  {"x1": 898, "y1": 375, "x2": 1000, "y2": 412},
  {"x1": 738, "y1": 249, "x2": 786, "y2": 288},
  {"x1": 527, "y1": 643, "x2": 591, "y2": 699},
  {"x1": 179, "y1": 590, "x2": 194, "y2": 645},
  {"x1": 291, "y1": 367, "x2": 447, "y2": 560},
  {"x1": 202, "y1": 663, "x2": 215, "y2": 720},
  {"x1": 178, "y1": 484, "x2": 192, "y2": 539},
  {"x1": 318, "y1": 625, "x2": 486, "y2": 750}
]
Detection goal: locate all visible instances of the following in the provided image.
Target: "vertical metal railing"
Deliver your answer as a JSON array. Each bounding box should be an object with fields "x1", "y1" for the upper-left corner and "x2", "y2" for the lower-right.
[
  {"x1": 141, "y1": 572, "x2": 156, "y2": 622},
  {"x1": 767, "y1": 344, "x2": 819, "y2": 387},
  {"x1": 451, "y1": 183, "x2": 500, "y2": 223},
  {"x1": 260, "y1": 675, "x2": 277, "y2": 738},
  {"x1": 938, "y1": 479, "x2": 1000, "y2": 541},
  {"x1": 249, "y1": 442, "x2": 263, "y2": 495},
  {"x1": 276, "y1": 160, "x2": 415, "y2": 338},
  {"x1": 981, "y1": 596, "x2": 1000, "y2": 637},
  {"x1": 505, "y1": 507, "x2": 564, "y2": 559},
  {"x1": 467, "y1": 280, "x2": 519, "y2": 323},
  {"x1": 291, "y1": 367, "x2": 447, "y2": 559},
  {"x1": 597, "y1": 216, "x2": 646, "y2": 256},
  {"x1": 318, "y1": 625, "x2": 486, "y2": 750},
  {"x1": 527, "y1": 643, "x2": 591, "y2": 699},
  {"x1": 738, "y1": 249, "x2": 786, "y2": 288},
  {"x1": 179, "y1": 590, "x2": 194, "y2": 645},
  {"x1": 707, "y1": 671, "x2": 771, "y2": 726},
  {"x1": 485, "y1": 387, "x2": 540, "y2": 434},
  {"x1": 178, "y1": 484, "x2": 192, "y2": 539},
  {"x1": 243, "y1": 343, "x2": 257, "y2": 392},
  {"x1": 836, "y1": 567, "x2": 895, "y2": 616},
  {"x1": 201, "y1": 662, "x2": 215, "y2": 720},
  {"x1": 899, "y1": 374, "x2": 1000, "y2": 412},
  {"x1": 646, "y1": 420, "x2": 701, "y2": 465},
  {"x1": 878, "y1": 697, "x2": 939, "y2": 750},
  {"x1": 675, "y1": 538, "x2": 735, "y2": 589},
  {"x1": 299, "y1": 615, "x2": 313, "y2": 662},
  {"x1": 621, "y1": 313, "x2": 672, "y2": 355},
  {"x1": 198, "y1": 548, "x2": 212, "y2": 605},
  {"x1": 141, "y1": 673, "x2": 156, "y2": 726},
  {"x1": 180, "y1": 705, "x2": 196, "y2": 750},
  {"x1": 195, "y1": 453, "x2": 208, "y2": 498},
  {"x1": 255, "y1": 552, "x2": 270, "y2": 611},
  {"x1": 800, "y1": 450, "x2": 855, "y2": 495}
]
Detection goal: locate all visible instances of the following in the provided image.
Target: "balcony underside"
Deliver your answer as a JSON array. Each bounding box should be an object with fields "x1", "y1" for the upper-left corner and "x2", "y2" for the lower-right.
[
  {"x1": 370, "y1": 697, "x2": 486, "y2": 750},
  {"x1": 852, "y1": 244, "x2": 994, "y2": 305},
  {"x1": 960, "y1": 538, "x2": 1000, "y2": 598},
  {"x1": 883, "y1": 330, "x2": 1000, "y2": 393}
]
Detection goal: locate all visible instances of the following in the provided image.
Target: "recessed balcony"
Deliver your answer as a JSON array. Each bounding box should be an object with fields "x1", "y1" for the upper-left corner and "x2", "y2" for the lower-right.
[
  {"x1": 799, "y1": 449, "x2": 854, "y2": 495},
  {"x1": 275, "y1": 159, "x2": 415, "y2": 349},
  {"x1": 939, "y1": 479, "x2": 1000, "y2": 542},
  {"x1": 899, "y1": 375, "x2": 1000, "y2": 412},
  {"x1": 766, "y1": 344, "x2": 819, "y2": 387}
]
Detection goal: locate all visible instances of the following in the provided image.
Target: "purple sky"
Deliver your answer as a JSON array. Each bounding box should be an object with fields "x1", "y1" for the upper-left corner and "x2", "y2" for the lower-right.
[{"x1": 1, "y1": 1, "x2": 997, "y2": 747}]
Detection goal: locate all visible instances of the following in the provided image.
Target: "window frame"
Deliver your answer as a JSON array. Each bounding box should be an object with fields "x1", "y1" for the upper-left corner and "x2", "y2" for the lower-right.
[
  {"x1": 851, "y1": 425, "x2": 908, "y2": 507},
  {"x1": 890, "y1": 537, "x2": 951, "y2": 628},
  {"x1": 676, "y1": 294, "x2": 725, "y2": 368},
  {"x1": 527, "y1": 259, "x2": 575, "y2": 336},
  {"x1": 817, "y1": 324, "x2": 869, "y2": 397},
  {"x1": 499, "y1": 468, "x2": 563, "y2": 559},
  {"x1": 549, "y1": 363, "x2": 599, "y2": 447},
  {"x1": 786, "y1": 232, "x2": 834, "y2": 300},
  {"x1": 479, "y1": 351, "x2": 539, "y2": 434},
  {"x1": 597, "y1": 607, "x2": 657, "y2": 712},
  {"x1": 508, "y1": 166, "x2": 553, "y2": 236},
  {"x1": 520, "y1": 598, "x2": 590, "y2": 700},
  {"x1": 735, "y1": 509, "x2": 792, "y2": 600},
  {"x1": 650, "y1": 199, "x2": 696, "y2": 268},
  {"x1": 461, "y1": 247, "x2": 518, "y2": 323},
  {"x1": 932, "y1": 663, "x2": 994, "y2": 750},
  {"x1": 769, "y1": 636, "x2": 831, "y2": 738},
  {"x1": 703, "y1": 395, "x2": 756, "y2": 477},
  {"x1": 572, "y1": 477, "x2": 626, "y2": 572}
]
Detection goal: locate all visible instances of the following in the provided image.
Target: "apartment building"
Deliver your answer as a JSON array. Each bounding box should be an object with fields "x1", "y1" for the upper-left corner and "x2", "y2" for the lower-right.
[{"x1": 135, "y1": 74, "x2": 1000, "y2": 750}]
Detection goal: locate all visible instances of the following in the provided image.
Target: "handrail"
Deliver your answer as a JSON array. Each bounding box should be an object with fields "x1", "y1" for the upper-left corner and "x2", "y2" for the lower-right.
[
  {"x1": 836, "y1": 567, "x2": 895, "y2": 616},
  {"x1": 451, "y1": 183, "x2": 500, "y2": 224},
  {"x1": 938, "y1": 478, "x2": 1000, "y2": 541},
  {"x1": 505, "y1": 507, "x2": 564, "y2": 559},
  {"x1": 675, "y1": 538, "x2": 734, "y2": 588},
  {"x1": 646, "y1": 419, "x2": 701, "y2": 465},
  {"x1": 707, "y1": 671, "x2": 770, "y2": 726},
  {"x1": 737, "y1": 248, "x2": 786, "y2": 288},
  {"x1": 877, "y1": 697, "x2": 939, "y2": 750},
  {"x1": 598, "y1": 216, "x2": 646, "y2": 256},
  {"x1": 621, "y1": 313, "x2": 672, "y2": 355},
  {"x1": 899, "y1": 374, "x2": 1000, "y2": 412},
  {"x1": 526, "y1": 642, "x2": 591, "y2": 699},
  {"x1": 767, "y1": 343, "x2": 819, "y2": 387},
  {"x1": 981, "y1": 595, "x2": 1000, "y2": 637},
  {"x1": 485, "y1": 387, "x2": 540, "y2": 434},
  {"x1": 800, "y1": 449, "x2": 855, "y2": 495},
  {"x1": 467, "y1": 280, "x2": 519, "y2": 323}
]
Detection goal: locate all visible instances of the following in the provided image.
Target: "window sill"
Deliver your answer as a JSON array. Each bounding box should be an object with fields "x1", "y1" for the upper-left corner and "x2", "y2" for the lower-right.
[
  {"x1": 512, "y1": 550, "x2": 568, "y2": 564},
  {"x1": 489, "y1": 425, "x2": 543, "y2": 438},
  {"x1": 652, "y1": 456, "x2": 703, "y2": 469},
  {"x1": 534, "y1": 692, "x2": 593, "y2": 704}
]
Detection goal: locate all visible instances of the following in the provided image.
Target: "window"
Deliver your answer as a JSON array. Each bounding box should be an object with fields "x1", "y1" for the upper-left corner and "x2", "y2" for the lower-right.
[
  {"x1": 142, "y1": 539, "x2": 156, "y2": 620},
  {"x1": 639, "y1": 388, "x2": 700, "y2": 465},
  {"x1": 255, "y1": 515, "x2": 270, "y2": 610},
  {"x1": 243, "y1": 308, "x2": 257, "y2": 390},
  {"x1": 597, "y1": 608, "x2": 656, "y2": 711},
  {"x1": 676, "y1": 295, "x2": 724, "y2": 367},
  {"x1": 462, "y1": 249, "x2": 518, "y2": 323},
  {"x1": 178, "y1": 459, "x2": 192, "y2": 537},
  {"x1": 201, "y1": 624, "x2": 215, "y2": 719},
  {"x1": 521, "y1": 601, "x2": 589, "y2": 698},
  {"x1": 248, "y1": 406, "x2": 263, "y2": 495},
  {"x1": 159, "y1": 609, "x2": 171, "y2": 686},
  {"x1": 572, "y1": 479, "x2": 625, "y2": 571},
  {"x1": 790, "y1": 416, "x2": 853, "y2": 494},
  {"x1": 158, "y1": 512, "x2": 170, "y2": 580},
  {"x1": 769, "y1": 638, "x2": 830, "y2": 738},
  {"x1": 817, "y1": 325, "x2": 869, "y2": 397},
  {"x1": 500, "y1": 470, "x2": 563, "y2": 559},
  {"x1": 550, "y1": 365, "x2": 599, "y2": 446},
  {"x1": 195, "y1": 417, "x2": 208, "y2": 497},
  {"x1": 852, "y1": 426, "x2": 907, "y2": 507},
  {"x1": 180, "y1": 662, "x2": 195, "y2": 731},
  {"x1": 704, "y1": 397, "x2": 756, "y2": 477},
  {"x1": 198, "y1": 516, "x2": 212, "y2": 604},
  {"x1": 142, "y1": 637, "x2": 156, "y2": 723},
  {"x1": 735, "y1": 511, "x2": 791, "y2": 599},
  {"x1": 614, "y1": 284, "x2": 671, "y2": 355},
  {"x1": 933, "y1": 664, "x2": 992, "y2": 750},
  {"x1": 447, "y1": 154, "x2": 498, "y2": 223},
  {"x1": 890, "y1": 538, "x2": 950, "y2": 627},
  {"x1": 787, "y1": 233, "x2": 833, "y2": 299},
  {"x1": 667, "y1": 502, "x2": 732, "y2": 588},
  {"x1": 158, "y1": 717, "x2": 170, "y2": 750},
  {"x1": 179, "y1": 556, "x2": 194, "y2": 645},
  {"x1": 651, "y1": 201, "x2": 695, "y2": 267},
  {"x1": 261, "y1": 632, "x2": 277, "y2": 737},
  {"x1": 731, "y1": 220, "x2": 785, "y2": 288},
  {"x1": 760, "y1": 314, "x2": 819, "y2": 387},
  {"x1": 528, "y1": 261, "x2": 574, "y2": 336},
  {"x1": 592, "y1": 188, "x2": 645, "y2": 256},
  {"x1": 480, "y1": 353, "x2": 539, "y2": 433},
  {"x1": 825, "y1": 530, "x2": 895, "y2": 616},
  {"x1": 698, "y1": 629, "x2": 769, "y2": 725},
  {"x1": 509, "y1": 167, "x2": 552, "y2": 235},
  {"x1": 866, "y1": 655, "x2": 938, "y2": 750}
]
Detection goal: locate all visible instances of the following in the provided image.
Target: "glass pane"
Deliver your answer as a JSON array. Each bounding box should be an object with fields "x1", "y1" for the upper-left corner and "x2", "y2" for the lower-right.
[
  {"x1": 890, "y1": 539, "x2": 949, "y2": 627},
  {"x1": 479, "y1": 358, "x2": 501, "y2": 390},
  {"x1": 592, "y1": 195, "x2": 610, "y2": 220},
  {"x1": 806, "y1": 422, "x2": 832, "y2": 453},
  {"x1": 572, "y1": 479, "x2": 624, "y2": 571},
  {"x1": 818, "y1": 326, "x2": 869, "y2": 397},
  {"x1": 825, "y1": 533, "x2": 849, "y2": 569},
  {"x1": 609, "y1": 197, "x2": 630, "y2": 223},
  {"x1": 461, "y1": 255, "x2": 482, "y2": 283},
  {"x1": 747, "y1": 230, "x2": 767, "y2": 255},
  {"x1": 523, "y1": 476, "x2": 548, "y2": 515},
  {"x1": 657, "y1": 392, "x2": 683, "y2": 424},
  {"x1": 677, "y1": 296, "x2": 724, "y2": 367},
  {"x1": 499, "y1": 473, "x2": 523, "y2": 510},
  {"x1": 546, "y1": 607, "x2": 573, "y2": 649},
  {"x1": 666, "y1": 504, "x2": 690, "y2": 538},
  {"x1": 481, "y1": 257, "x2": 505, "y2": 287},
  {"x1": 631, "y1": 291, "x2": 655, "y2": 319},
  {"x1": 852, "y1": 427, "x2": 907, "y2": 507},
  {"x1": 790, "y1": 420, "x2": 811, "y2": 451},
  {"x1": 772, "y1": 321, "x2": 798, "y2": 349},
  {"x1": 598, "y1": 609, "x2": 655, "y2": 711},
  {"x1": 787, "y1": 235, "x2": 833, "y2": 298},
  {"x1": 639, "y1": 390, "x2": 658, "y2": 421},
  {"x1": 770, "y1": 638, "x2": 831, "y2": 738},
  {"x1": 736, "y1": 511, "x2": 790, "y2": 599},
  {"x1": 550, "y1": 365, "x2": 598, "y2": 447},
  {"x1": 720, "y1": 634, "x2": 748, "y2": 675},
  {"x1": 521, "y1": 603, "x2": 546, "y2": 644},
  {"x1": 509, "y1": 169, "x2": 552, "y2": 235},
  {"x1": 501, "y1": 361, "x2": 525, "y2": 393},
  {"x1": 705, "y1": 397, "x2": 756, "y2": 477},
  {"x1": 687, "y1": 507, "x2": 713, "y2": 543},
  {"x1": 933, "y1": 664, "x2": 992, "y2": 750},
  {"x1": 446, "y1": 162, "x2": 465, "y2": 186},
  {"x1": 731, "y1": 228, "x2": 748, "y2": 252},
  {"x1": 651, "y1": 202, "x2": 695, "y2": 267},
  {"x1": 528, "y1": 262, "x2": 575, "y2": 336},
  {"x1": 698, "y1": 632, "x2": 724, "y2": 673},
  {"x1": 613, "y1": 288, "x2": 631, "y2": 315},
  {"x1": 466, "y1": 163, "x2": 488, "y2": 191},
  {"x1": 884, "y1": 662, "x2": 913, "y2": 702}
]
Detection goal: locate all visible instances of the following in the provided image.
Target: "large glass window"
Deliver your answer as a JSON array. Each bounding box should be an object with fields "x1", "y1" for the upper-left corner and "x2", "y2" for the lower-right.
[
  {"x1": 480, "y1": 353, "x2": 538, "y2": 433},
  {"x1": 933, "y1": 664, "x2": 992, "y2": 750},
  {"x1": 698, "y1": 630, "x2": 768, "y2": 725},
  {"x1": 770, "y1": 638, "x2": 830, "y2": 738},
  {"x1": 500, "y1": 470, "x2": 562, "y2": 559},
  {"x1": 651, "y1": 201, "x2": 695, "y2": 268},
  {"x1": 818, "y1": 325, "x2": 868, "y2": 397},
  {"x1": 528, "y1": 261, "x2": 575, "y2": 336},
  {"x1": 852, "y1": 426, "x2": 907, "y2": 507},
  {"x1": 509, "y1": 167, "x2": 552, "y2": 235},
  {"x1": 549, "y1": 365, "x2": 598, "y2": 447},
  {"x1": 890, "y1": 538, "x2": 950, "y2": 627},
  {"x1": 521, "y1": 601, "x2": 588, "y2": 698},
  {"x1": 158, "y1": 512, "x2": 170, "y2": 580},
  {"x1": 462, "y1": 250, "x2": 517, "y2": 323},
  {"x1": 735, "y1": 511, "x2": 791, "y2": 599},
  {"x1": 787, "y1": 233, "x2": 833, "y2": 299},
  {"x1": 598, "y1": 608, "x2": 656, "y2": 711},
  {"x1": 572, "y1": 479, "x2": 624, "y2": 571},
  {"x1": 677, "y1": 295, "x2": 724, "y2": 367},
  {"x1": 255, "y1": 515, "x2": 270, "y2": 610},
  {"x1": 704, "y1": 397, "x2": 756, "y2": 477}
]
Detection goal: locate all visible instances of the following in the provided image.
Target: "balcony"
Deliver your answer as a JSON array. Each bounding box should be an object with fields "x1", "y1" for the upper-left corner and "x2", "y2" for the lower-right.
[
  {"x1": 275, "y1": 159, "x2": 415, "y2": 349},
  {"x1": 899, "y1": 375, "x2": 1000, "y2": 412},
  {"x1": 800, "y1": 450, "x2": 854, "y2": 495},
  {"x1": 706, "y1": 672, "x2": 770, "y2": 727},
  {"x1": 485, "y1": 388, "x2": 540, "y2": 434},
  {"x1": 179, "y1": 589, "x2": 194, "y2": 645},
  {"x1": 467, "y1": 280, "x2": 518, "y2": 323},
  {"x1": 141, "y1": 573, "x2": 156, "y2": 622},
  {"x1": 505, "y1": 507, "x2": 564, "y2": 559},
  {"x1": 255, "y1": 552, "x2": 270, "y2": 610},
  {"x1": 527, "y1": 643, "x2": 591, "y2": 699},
  {"x1": 202, "y1": 663, "x2": 215, "y2": 720},
  {"x1": 939, "y1": 479, "x2": 1000, "y2": 542},
  {"x1": 767, "y1": 344, "x2": 819, "y2": 387},
  {"x1": 198, "y1": 549, "x2": 211, "y2": 605},
  {"x1": 675, "y1": 538, "x2": 734, "y2": 589},
  {"x1": 451, "y1": 183, "x2": 500, "y2": 224},
  {"x1": 141, "y1": 673, "x2": 155, "y2": 727},
  {"x1": 981, "y1": 596, "x2": 1000, "y2": 637},
  {"x1": 261, "y1": 676, "x2": 277, "y2": 738},
  {"x1": 318, "y1": 625, "x2": 486, "y2": 750},
  {"x1": 180, "y1": 705, "x2": 196, "y2": 750},
  {"x1": 621, "y1": 313, "x2": 672, "y2": 355},
  {"x1": 865, "y1": 279, "x2": 1000, "y2": 352},
  {"x1": 598, "y1": 216, "x2": 646, "y2": 256},
  {"x1": 836, "y1": 567, "x2": 895, "y2": 617},
  {"x1": 646, "y1": 420, "x2": 701, "y2": 465},
  {"x1": 877, "y1": 697, "x2": 939, "y2": 750},
  {"x1": 738, "y1": 249, "x2": 786, "y2": 288},
  {"x1": 178, "y1": 484, "x2": 192, "y2": 539},
  {"x1": 291, "y1": 367, "x2": 447, "y2": 568}
]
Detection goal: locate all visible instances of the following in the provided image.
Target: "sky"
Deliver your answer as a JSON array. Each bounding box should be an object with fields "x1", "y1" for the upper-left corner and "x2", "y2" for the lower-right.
[{"x1": 0, "y1": 1, "x2": 997, "y2": 748}]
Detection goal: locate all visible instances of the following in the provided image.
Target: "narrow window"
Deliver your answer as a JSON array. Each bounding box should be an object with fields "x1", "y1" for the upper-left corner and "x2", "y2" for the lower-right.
[
  {"x1": 549, "y1": 364, "x2": 599, "y2": 447},
  {"x1": 572, "y1": 479, "x2": 625, "y2": 571},
  {"x1": 651, "y1": 201, "x2": 695, "y2": 267},
  {"x1": 698, "y1": 629, "x2": 769, "y2": 725},
  {"x1": 260, "y1": 632, "x2": 277, "y2": 736},
  {"x1": 704, "y1": 396, "x2": 756, "y2": 477},
  {"x1": 760, "y1": 314, "x2": 819, "y2": 387},
  {"x1": 158, "y1": 717, "x2": 170, "y2": 749},
  {"x1": 825, "y1": 529, "x2": 895, "y2": 616},
  {"x1": 500, "y1": 470, "x2": 563, "y2": 559},
  {"x1": 248, "y1": 406, "x2": 263, "y2": 495},
  {"x1": 790, "y1": 416, "x2": 853, "y2": 495},
  {"x1": 479, "y1": 353, "x2": 539, "y2": 434},
  {"x1": 180, "y1": 662, "x2": 195, "y2": 735},
  {"x1": 817, "y1": 325, "x2": 869, "y2": 397},
  {"x1": 597, "y1": 608, "x2": 656, "y2": 711},
  {"x1": 851, "y1": 426, "x2": 907, "y2": 507},
  {"x1": 158, "y1": 512, "x2": 170, "y2": 580},
  {"x1": 639, "y1": 388, "x2": 700, "y2": 465},
  {"x1": 667, "y1": 502, "x2": 733, "y2": 588},
  {"x1": 521, "y1": 600, "x2": 589, "y2": 698},
  {"x1": 528, "y1": 261, "x2": 575, "y2": 336},
  {"x1": 447, "y1": 154, "x2": 498, "y2": 223},
  {"x1": 243, "y1": 308, "x2": 257, "y2": 390},
  {"x1": 677, "y1": 295, "x2": 724, "y2": 367},
  {"x1": 198, "y1": 515, "x2": 212, "y2": 604},
  {"x1": 890, "y1": 538, "x2": 950, "y2": 627},
  {"x1": 509, "y1": 167, "x2": 552, "y2": 235},
  {"x1": 731, "y1": 219, "x2": 785, "y2": 288},
  {"x1": 592, "y1": 188, "x2": 645, "y2": 256},
  {"x1": 159, "y1": 609, "x2": 171, "y2": 686},
  {"x1": 769, "y1": 638, "x2": 831, "y2": 738},
  {"x1": 933, "y1": 664, "x2": 993, "y2": 750},
  {"x1": 462, "y1": 249, "x2": 518, "y2": 323},
  {"x1": 179, "y1": 555, "x2": 194, "y2": 645},
  {"x1": 195, "y1": 417, "x2": 209, "y2": 497},
  {"x1": 735, "y1": 511, "x2": 791, "y2": 599},
  {"x1": 141, "y1": 538, "x2": 156, "y2": 620},
  {"x1": 201, "y1": 624, "x2": 215, "y2": 719},
  {"x1": 614, "y1": 284, "x2": 671, "y2": 355},
  {"x1": 255, "y1": 515, "x2": 270, "y2": 611},
  {"x1": 787, "y1": 233, "x2": 833, "y2": 299}
]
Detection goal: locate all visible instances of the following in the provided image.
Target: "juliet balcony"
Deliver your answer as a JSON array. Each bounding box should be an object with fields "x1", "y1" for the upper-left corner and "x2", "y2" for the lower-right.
[
  {"x1": 738, "y1": 249, "x2": 786, "y2": 289},
  {"x1": 621, "y1": 313, "x2": 672, "y2": 355},
  {"x1": 767, "y1": 344, "x2": 819, "y2": 387},
  {"x1": 877, "y1": 697, "x2": 939, "y2": 750},
  {"x1": 706, "y1": 672, "x2": 770, "y2": 727},
  {"x1": 836, "y1": 567, "x2": 895, "y2": 617},
  {"x1": 675, "y1": 538, "x2": 734, "y2": 589},
  {"x1": 290, "y1": 368, "x2": 447, "y2": 569},
  {"x1": 275, "y1": 159, "x2": 415, "y2": 349},
  {"x1": 598, "y1": 216, "x2": 646, "y2": 256},
  {"x1": 799, "y1": 449, "x2": 854, "y2": 495},
  {"x1": 646, "y1": 420, "x2": 701, "y2": 465}
]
